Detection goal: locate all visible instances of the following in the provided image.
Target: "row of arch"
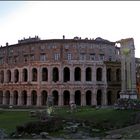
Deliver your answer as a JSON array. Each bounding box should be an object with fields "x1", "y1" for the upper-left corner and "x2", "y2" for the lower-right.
[
  {"x1": 0, "y1": 90, "x2": 120, "y2": 106},
  {"x1": 0, "y1": 67, "x2": 121, "y2": 83}
]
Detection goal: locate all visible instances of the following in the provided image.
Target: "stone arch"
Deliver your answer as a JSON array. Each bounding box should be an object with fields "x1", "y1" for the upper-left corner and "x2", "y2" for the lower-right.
[
  {"x1": 41, "y1": 90, "x2": 48, "y2": 106},
  {"x1": 107, "y1": 68, "x2": 112, "y2": 82},
  {"x1": 0, "y1": 70, "x2": 4, "y2": 83},
  {"x1": 63, "y1": 90, "x2": 70, "y2": 105},
  {"x1": 52, "y1": 67, "x2": 59, "y2": 82},
  {"x1": 116, "y1": 68, "x2": 121, "y2": 82},
  {"x1": 74, "y1": 67, "x2": 81, "y2": 81},
  {"x1": 7, "y1": 70, "x2": 11, "y2": 83},
  {"x1": 42, "y1": 68, "x2": 48, "y2": 81},
  {"x1": 86, "y1": 90, "x2": 92, "y2": 105},
  {"x1": 0, "y1": 91, "x2": 3, "y2": 104},
  {"x1": 75, "y1": 90, "x2": 81, "y2": 105},
  {"x1": 5, "y1": 90, "x2": 10, "y2": 105},
  {"x1": 32, "y1": 68, "x2": 37, "y2": 81},
  {"x1": 21, "y1": 90, "x2": 27, "y2": 105},
  {"x1": 13, "y1": 90, "x2": 18, "y2": 105},
  {"x1": 31, "y1": 90, "x2": 37, "y2": 105},
  {"x1": 107, "y1": 91, "x2": 113, "y2": 105},
  {"x1": 97, "y1": 89, "x2": 102, "y2": 105},
  {"x1": 63, "y1": 67, "x2": 70, "y2": 82},
  {"x1": 96, "y1": 68, "x2": 102, "y2": 81},
  {"x1": 52, "y1": 90, "x2": 58, "y2": 105},
  {"x1": 14, "y1": 69, "x2": 19, "y2": 83},
  {"x1": 86, "y1": 67, "x2": 92, "y2": 81},
  {"x1": 22, "y1": 68, "x2": 28, "y2": 82}
]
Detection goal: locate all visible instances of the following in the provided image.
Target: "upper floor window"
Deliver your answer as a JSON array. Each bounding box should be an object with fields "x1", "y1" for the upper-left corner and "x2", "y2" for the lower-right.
[
  {"x1": 90, "y1": 53, "x2": 95, "y2": 60},
  {"x1": 99, "y1": 54, "x2": 104, "y2": 61},
  {"x1": 30, "y1": 55, "x2": 35, "y2": 61},
  {"x1": 40, "y1": 54, "x2": 46, "y2": 61},
  {"x1": 67, "y1": 53, "x2": 72, "y2": 60},
  {"x1": 54, "y1": 53, "x2": 60, "y2": 60},
  {"x1": 80, "y1": 53, "x2": 86, "y2": 60}
]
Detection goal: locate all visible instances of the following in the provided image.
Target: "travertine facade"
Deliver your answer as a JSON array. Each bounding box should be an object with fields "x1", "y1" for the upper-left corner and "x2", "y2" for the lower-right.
[{"x1": 0, "y1": 36, "x2": 122, "y2": 107}]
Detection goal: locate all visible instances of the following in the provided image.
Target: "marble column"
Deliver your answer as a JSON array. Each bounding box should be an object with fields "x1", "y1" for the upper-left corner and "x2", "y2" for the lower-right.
[{"x1": 81, "y1": 91, "x2": 86, "y2": 106}]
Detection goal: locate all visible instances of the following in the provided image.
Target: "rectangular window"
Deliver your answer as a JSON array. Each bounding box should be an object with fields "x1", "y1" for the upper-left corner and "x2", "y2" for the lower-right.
[
  {"x1": 54, "y1": 53, "x2": 60, "y2": 60},
  {"x1": 24, "y1": 55, "x2": 28, "y2": 62},
  {"x1": 67, "y1": 53, "x2": 72, "y2": 60},
  {"x1": 30, "y1": 55, "x2": 35, "y2": 61},
  {"x1": 90, "y1": 53, "x2": 95, "y2": 60},
  {"x1": 99, "y1": 54, "x2": 104, "y2": 60},
  {"x1": 40, "y1": 54, "x2": 46, "y2": 61},
  {"x1": 80, "y1": 53, "x2": 86, "y2": 60}
]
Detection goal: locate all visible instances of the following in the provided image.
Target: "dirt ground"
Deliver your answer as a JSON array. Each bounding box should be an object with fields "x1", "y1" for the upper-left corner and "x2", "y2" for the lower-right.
[{"x1": 105, "y1": 123, "x2": 140, "y2": 139}]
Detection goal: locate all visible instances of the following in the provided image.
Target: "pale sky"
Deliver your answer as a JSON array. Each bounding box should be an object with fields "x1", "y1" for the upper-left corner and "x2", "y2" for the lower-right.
[{"x1": 0, "y1": 1, "x2": 140, "y2": 57}]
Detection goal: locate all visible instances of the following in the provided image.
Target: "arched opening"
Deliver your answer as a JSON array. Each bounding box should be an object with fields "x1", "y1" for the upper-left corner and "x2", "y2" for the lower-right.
[
  {"x1": 5, "y1": 91, "x2": 10, "y2": 105},
  {"x1": 117, "y1": 91, "x2": 120, "y2": 99},
  {"x1": 14, "y1": 69, "x2": 19, "y2": 83},
  {"x1": 107, "y1": 91, "x2": 113, "y2": 105},
  {"x1": 31, "y1": 90, "x2": 37, "y2": 105},
  {"x1": 107, "y1": 68, "x2": 112, "y2": 82},
  {"x1": 22, "y1": 68, "x2": 28, "y2": 82},
  {"x1": 74, "y1": 67, "x2": 81, "y2": 81},
  {"x1": 41, "y1": 90, "x2": 48, "y2": 106},
  {"x1": 116, "y1": 69, "x2": 121, "y2": 82},
  {"x1": 13, "y1": 91, "x2": 18, "y2": 105},
  {"x1": 0, "y1": 91, "x2": 3, "y2": 104},
  {"x1": 21, "y1": 90, "x2": 27, "y2": 105},
  {"x1": 7, "y1": 70, "x2": 11, "y2": 83},
  {"x1": 96, "y1": 68, "x2": 102, "y2": 81},
  {"x1": 52, "y1": 90, "x2": 58, "y2": 105},
  {"x1": 97, "y1": 90, "x2": 102, "y2": 105},
  {"x1": 0, "y1": 70, "x2": 4, "y2": 83},
  {"x1": 63, "y1": 90, "x2": 70, "y2": 105},
  {"x1": 42, "y1": 68, "x2": 48, "y2": 81},
  {"x1": 63, "y1": 67, "x2": 70, "y2": 82},
  {"x1": 75, "y1": 90, "x2": 81, "y2": 105},
  {"x1": 86, "y1": 90, "x2": 92, "y2": 105},
  {"x1": 32, "y1": 68, "x2": 37, "y2": 81},
  {"x1": 86, "y1": 67, "x2": 92, "y2": 81},
  {"x1": 52, "y1": 67, "x2": 59, "y2": 82}
]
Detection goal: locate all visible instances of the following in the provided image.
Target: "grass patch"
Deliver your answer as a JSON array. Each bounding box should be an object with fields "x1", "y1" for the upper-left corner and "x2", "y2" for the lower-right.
[
  {"x1": 0, "y1": 107, "x2": 139, "y2": 135},
  {"x1": 0, "y1": 110, "x2": 37, "y2": 134}
]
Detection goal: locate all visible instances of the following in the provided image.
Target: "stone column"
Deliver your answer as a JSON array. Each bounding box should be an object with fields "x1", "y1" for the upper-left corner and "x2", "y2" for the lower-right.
[
  {"x1": 131, "y1": 50, "x2": 137, "y2": 91},
  {"x1": 11, "y1": 69, "x2": 14, "y2": 83},
  {"x1": 27, "y1": 91, "x2": 31, "y2": 106},
  {"x1": 28, "y1": 67, "x2": 31, "y2": 82},
  {"x1": 70, "y1": 90, "x2": 74, "y2": 103},
  {"x1": 70, "y1": 67, "x2": 74, "y2": 82},
  {"x1": 37, "y1": 93, "x2": 41, "y2": 106},
  {"x1": 3, "y1": 92, "x2": 6, "y2": 105},
  {"x1": 81, "y1": 67, "x2": 85, "y2": 83},
  {"x1": 58, "y1": 91, "x2": 63, "y2": 106},
  {"x1": 103, "y1": 65, "x2": 107, "y2": 84},
  {"x1": 59, "y1": 66, "x2": 62, "y2": 83},
  {"x1": 18, "y1": 94, "x2": 22, "y2": 106},
  {"x1": 10, "y1": 93, "x2": 13, "y2": 105},
  {"x1": 93, "y1": 64, "x2": 96, "y2": 84},
  {"x1": 38, "y1": 67, "x2": 41, "y2": 84},
  {"x1": 102, "y1": 88, "x2": 107, "y2": 106},
  {"x1": 92, "y1": 88, "x2": 97, "y2": 106},
  {"x1": 121, "y1": 55, "x2": 126, "y2": 93},
  {"x1": 19, "y1": 68, "x2": 22, "y2": 82},
  {"x1": 48, "y1": 66, "x2": 51, "y2": 83},
  {"x1": 81, "y1": 91, "x2": 86, "y2": 106}
]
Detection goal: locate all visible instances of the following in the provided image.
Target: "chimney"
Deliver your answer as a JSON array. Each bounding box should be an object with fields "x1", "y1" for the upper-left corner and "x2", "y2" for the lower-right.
[
  {"x1": 6, "y1": 42, "x2": 8, "y2": 46},
  {"x1": 63, "y1": 35, "x2": 65, "y2": 39}
]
